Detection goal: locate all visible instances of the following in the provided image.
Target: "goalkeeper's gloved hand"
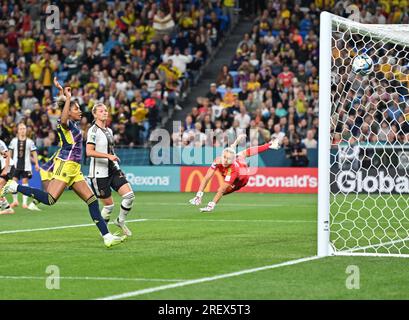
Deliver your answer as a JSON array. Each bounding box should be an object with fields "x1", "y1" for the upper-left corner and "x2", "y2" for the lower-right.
[
  {"x1": 200, "y1": 201, "x2": 216, "y2": 212},
  {"x1": 269, "y1": 138, "x2": 281, "y2": 150},
  {"x1": 189, "y1": 191, "x2": 203, "y2": 206}
]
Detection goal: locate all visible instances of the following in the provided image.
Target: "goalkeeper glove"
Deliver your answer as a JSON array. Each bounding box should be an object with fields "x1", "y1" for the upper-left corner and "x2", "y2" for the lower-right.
[
  {"x1": 200, "y1": 201, "x2": 216, "y2": 212},
  {"x1": 189, "y1": 191, "x2": 203, "y2": 206},
  {"x1": 269, "y1": 138, "x2": 281, "y2": 150}
]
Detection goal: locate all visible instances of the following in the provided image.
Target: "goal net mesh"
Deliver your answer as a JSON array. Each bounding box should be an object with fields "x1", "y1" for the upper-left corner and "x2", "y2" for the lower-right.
[{"x1": 329, "y1": 16, "x2": 409, "y2": 256}]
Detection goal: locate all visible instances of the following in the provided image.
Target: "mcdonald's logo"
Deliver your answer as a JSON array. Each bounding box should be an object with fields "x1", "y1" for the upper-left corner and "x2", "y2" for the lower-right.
[{"x1": 183, "y1": 168, "x2": 225, "y2": 192}]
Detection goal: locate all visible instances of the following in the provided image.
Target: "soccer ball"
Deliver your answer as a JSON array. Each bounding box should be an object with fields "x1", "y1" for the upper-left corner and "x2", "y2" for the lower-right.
[{"x1": 351, "y1": 54, "x2": 374, "y2": 75}]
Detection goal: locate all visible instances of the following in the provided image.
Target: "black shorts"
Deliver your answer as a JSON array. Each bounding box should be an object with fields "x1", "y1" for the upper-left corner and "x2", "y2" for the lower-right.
[
  {"x1": 0, "y1": 166, "x2": 15, "y2": 182},
  {"x1": 89, "y1": 170, "x2": 129, "y2": 199},
  {"x1": 13, "y1": 169, "x2": 32, "y2": 180}
]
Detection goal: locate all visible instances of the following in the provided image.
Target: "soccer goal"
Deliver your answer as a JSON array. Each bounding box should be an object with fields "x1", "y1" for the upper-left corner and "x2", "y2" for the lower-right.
[{"x1": 318, "y1": 12, "x2": 409, "y2": 257}]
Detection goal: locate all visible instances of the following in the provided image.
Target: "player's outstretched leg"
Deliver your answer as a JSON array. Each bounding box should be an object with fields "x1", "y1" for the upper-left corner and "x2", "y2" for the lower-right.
[
  {"x1": 71, "y1": 180, "x2": 126, "y2": 248},
  {"x1": 1, "y1": 180, "x2": 62, "y2": 205},
  {"x1": 28, "y1": 179, "x2": 50, "y2": 211}
]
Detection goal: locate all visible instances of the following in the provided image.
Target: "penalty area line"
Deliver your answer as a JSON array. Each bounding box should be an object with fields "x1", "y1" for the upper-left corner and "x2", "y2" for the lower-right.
[
  {"x1": 0, "y1": 219, "x2": 147, "y2": 235},
  {"x1": 0, "y1": 218, "x2": 314, "y2": 235},
  {"x1": 95, "y1": 255, "x2": 324, "y2": 300}
]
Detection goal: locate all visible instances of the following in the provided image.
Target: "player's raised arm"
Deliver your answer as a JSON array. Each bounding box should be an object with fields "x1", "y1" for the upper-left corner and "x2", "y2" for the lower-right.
[
  {"x1": 54, "y1": 77, "x2": 64, "y2": 97},
  {"x1": 60, "y1": 87, "x2": 71, "y2": 128},
  {"x1": 237, "y1": 137, "x2": 281, "y2": 158},
  {"x1": 188, "y1": 165, "x2": 216, "y2": 206}
]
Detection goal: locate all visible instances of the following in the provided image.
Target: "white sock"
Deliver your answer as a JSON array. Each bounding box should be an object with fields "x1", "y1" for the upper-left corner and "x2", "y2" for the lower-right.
[
  {"x1": 101, "y1": 204, "x2": 114, "y2": 222},
  {"x1": 103, "y1": 233, "x2": 113, "y2": 240},
  {"x1": 119, "y1": 192, "x2": 135, "y2": 223},
  {"x1": 22, "y1": 184, "x2": 29, "y2": 206},
  {"x1": 12, "y1": 192, "x2": 18, "y2": 203}
]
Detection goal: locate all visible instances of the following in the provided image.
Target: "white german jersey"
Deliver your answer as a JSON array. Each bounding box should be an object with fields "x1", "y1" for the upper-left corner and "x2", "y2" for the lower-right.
[
  {"x1": 0, "y1": 139, "x2": 14, "y2": 169},
  {"x1": 9, "y1": 137, "x2": 36, "y2": 171},
  {"x1": 86, "y1": 124, "x2": 120, "y2": 178}
]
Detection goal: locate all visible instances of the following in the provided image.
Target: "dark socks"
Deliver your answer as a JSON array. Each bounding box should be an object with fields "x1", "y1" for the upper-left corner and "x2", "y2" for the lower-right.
[
  {"x1": 17, "y1": 185, "x2": 56, "y2": 205},
  {"x1": 86, "y1": 195, "x2": 109, "y2": 236}
]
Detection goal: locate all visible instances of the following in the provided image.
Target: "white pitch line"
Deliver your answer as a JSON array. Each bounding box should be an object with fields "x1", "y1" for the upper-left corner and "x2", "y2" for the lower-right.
[
  {"x1": 0, "y1": 219, "x2": 147, "y2": 235},
  {"x1": 55, "y1": 202, "x2": 316, "y2": 207},
  {"x1": 142, "y1": 202, "x2": 315, "y2": 207},
  {"x1": 148, "y1": 218, "x2": 315, "y2": 223},
  {"x1": 0, "y1": 275, "x2": 187, "y2": 282},
  {"x1": 96, "y1": 255, "x2": 323, "y2": 300},
  {"x1": 0, "y1": 218, "x2": 314, "y2": 236}
]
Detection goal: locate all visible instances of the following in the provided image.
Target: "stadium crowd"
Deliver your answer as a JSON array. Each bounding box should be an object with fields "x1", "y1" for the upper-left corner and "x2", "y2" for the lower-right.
[
  {"x1": 0, "y1": 0, "x2": 234, "y2": 159},
  {"x1": 174, "y1": 0, "x2": 409, "y2": 167},
  {"x1": 0, "y1": 0, "x2": 408, "y2": 167}
]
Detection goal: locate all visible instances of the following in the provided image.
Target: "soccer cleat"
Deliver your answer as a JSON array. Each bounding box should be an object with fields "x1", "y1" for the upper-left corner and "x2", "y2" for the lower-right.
[
  {"x1": 27, "y1": 202, "x2": 41, "y2": 211},
  {"x1": 103, "y1": 233, "x2": 126, "y2": 248},
  {"x1": 1, "y1": 180, "x2": 18, "y2": 197},
  {"x1": 0, "y1": 208, "x2": 15, "y2": 215},
  {"x1": 22, "y1": 204, "x2": 28, "y2": 209},
  {"x1": 113, "y1": 217, "x2": 132, "y2": 237}
]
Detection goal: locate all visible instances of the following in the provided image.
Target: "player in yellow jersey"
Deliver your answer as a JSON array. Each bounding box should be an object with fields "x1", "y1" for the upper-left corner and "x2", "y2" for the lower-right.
[{"x1": 1, "y1": 78, "x2": 125, "y2": 248}]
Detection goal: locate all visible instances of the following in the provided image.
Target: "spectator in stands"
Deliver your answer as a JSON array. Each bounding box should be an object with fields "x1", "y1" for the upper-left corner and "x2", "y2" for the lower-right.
[
  {"x1": 216, "y1": 64, "x2": 234, "y2": 87},
  {"x1": 289, "y1": 135, "x2": 309, "y2": 167},
  {"x1": 1, "y1": 1, "x2": 404, "y2": 168},
  {"x1": 302, "y1": 129, "x2": 318, "y2": 149},
  {"x1": 206, "y1": 83, "x2": 222, "y2": 103},
  {"x1": 234, "y1": 106, "x2": 251, "y2": 129},
  {"x1": 271, "y1": 123, "x2": 285, "y2": 144}
]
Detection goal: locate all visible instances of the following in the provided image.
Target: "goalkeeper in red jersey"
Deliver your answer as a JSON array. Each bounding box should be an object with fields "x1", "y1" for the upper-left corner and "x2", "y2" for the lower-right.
[{"x1": 189, "y1": 135, "x2": 280, "y2": 212}]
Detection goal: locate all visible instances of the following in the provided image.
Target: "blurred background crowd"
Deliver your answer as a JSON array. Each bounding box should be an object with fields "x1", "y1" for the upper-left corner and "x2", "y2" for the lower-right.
[
  {"x1": 177, "y1": 0, "x2": 408, "y2": 167},
  {"x1": 0, "y1": 0, "x2": 234, "y2": 153},
  {"x1": 0, "y1": 0, "x2": 407, "y2": 167}
]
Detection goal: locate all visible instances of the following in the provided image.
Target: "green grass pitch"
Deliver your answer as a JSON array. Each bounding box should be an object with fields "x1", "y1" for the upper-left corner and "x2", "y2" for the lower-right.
[{"x1": 0, "y1": 191, "x2": 409, "y2": 299}]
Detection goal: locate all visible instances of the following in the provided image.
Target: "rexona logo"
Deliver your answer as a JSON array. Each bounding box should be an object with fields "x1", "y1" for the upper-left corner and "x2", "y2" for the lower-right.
[
  {"x1": 126, "y1": 173, "x2": 170, "y2": 186},
  {"x1": 336, "y1": 171, "x2": 409, "y2": 193},
  {"x1": 248, "y1": 174, "x2": 318, "y2": 188}
]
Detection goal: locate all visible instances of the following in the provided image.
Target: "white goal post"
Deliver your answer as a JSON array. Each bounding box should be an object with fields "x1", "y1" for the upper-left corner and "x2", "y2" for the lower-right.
[{"x1": 318, "y1": 12, "x2": 409, "y2": 257}]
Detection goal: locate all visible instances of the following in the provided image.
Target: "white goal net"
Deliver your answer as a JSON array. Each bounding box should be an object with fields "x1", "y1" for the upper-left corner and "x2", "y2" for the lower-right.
[{"x1": 318, "y1": 12, "x2": 409, "y2": 257}]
